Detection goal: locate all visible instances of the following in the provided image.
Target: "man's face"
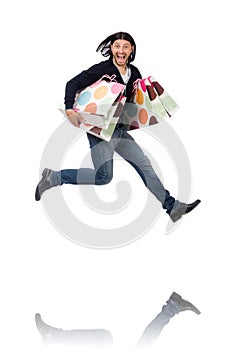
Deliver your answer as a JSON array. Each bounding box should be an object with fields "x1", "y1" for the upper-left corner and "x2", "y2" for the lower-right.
[{"x1": 111, "y1": 39, "x2": 134, "y2": 66}]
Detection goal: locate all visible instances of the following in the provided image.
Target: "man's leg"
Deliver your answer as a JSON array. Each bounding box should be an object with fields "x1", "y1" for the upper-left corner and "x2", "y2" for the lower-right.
[
  {"x1": 115, "y1": 131, "x2": 200, "y2": 221},
  {"x1": 115, "y1": 132, "x2": 175, "y2": 212},
  {"x1": 61, "y1": 134, "x2": 115, "y2": 185},
  {"x1": 35, "y1": 134, "x2": 115, "y2": 201},
  {"x1": 136, "y1": 292, "x2": 200, "y2": 348}
]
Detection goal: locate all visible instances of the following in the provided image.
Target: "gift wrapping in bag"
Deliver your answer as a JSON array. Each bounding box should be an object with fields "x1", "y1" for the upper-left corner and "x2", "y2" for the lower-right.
[{"x1": 122, "y1": 76, "x2": 179, "y2": 130}]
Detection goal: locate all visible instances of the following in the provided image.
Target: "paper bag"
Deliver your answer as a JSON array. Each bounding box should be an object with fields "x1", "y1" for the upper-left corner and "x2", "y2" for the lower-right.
[{"x1": 122, "y1": 76, "x2": 179, "y2": 130}]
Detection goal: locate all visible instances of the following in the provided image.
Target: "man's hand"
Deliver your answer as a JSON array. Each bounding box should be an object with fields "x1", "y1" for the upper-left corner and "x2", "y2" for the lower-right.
[{"x1": 65, "y1": 109, "x2": 84, "y2": 127}]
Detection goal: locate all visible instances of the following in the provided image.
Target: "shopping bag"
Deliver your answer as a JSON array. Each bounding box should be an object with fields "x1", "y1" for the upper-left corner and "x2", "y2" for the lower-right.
[
  {"x1": 73, "y1": 74, "x2": 125, "y2": 129},
  {"x1": 122, "y1": 76, "x2": 179, "y2": 130},
  {"x1": 80, "y1": 96, "x2": 126, "y2": 142},
  {"x1": 148, "y1": 76, "x2": 179, "y2": 116},
  {"x1": 59, "y1": 75, "x2": 125, "y2": 129}
]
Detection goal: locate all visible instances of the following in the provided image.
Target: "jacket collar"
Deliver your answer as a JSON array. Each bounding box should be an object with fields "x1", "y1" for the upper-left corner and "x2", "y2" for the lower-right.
[{"x1": 109, "y1": 58, "x2": 131, "y2": 84}]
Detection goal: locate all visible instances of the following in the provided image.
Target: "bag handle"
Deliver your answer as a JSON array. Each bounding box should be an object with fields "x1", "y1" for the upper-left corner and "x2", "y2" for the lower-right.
[
  {"x1": 132, "y1": 78, "x2": 141, "y2": 93},
  {"x1": 132, "y1": 78, "x2": 150, "y2": 93},
  {"x1": 98, "y1": 74, "x2": 117, "y2": 83},
  {"x1": 88, "y1": 74, "x2": 118, "y2": 89},
  {"x1": 147, "y1": 76, "x2": 153, "y2": 85}
]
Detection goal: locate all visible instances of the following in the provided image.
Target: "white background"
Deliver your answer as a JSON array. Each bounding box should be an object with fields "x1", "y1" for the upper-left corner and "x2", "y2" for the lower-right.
[{"x1": 1, "y1": 0, "x2": 231, "y2": 349}]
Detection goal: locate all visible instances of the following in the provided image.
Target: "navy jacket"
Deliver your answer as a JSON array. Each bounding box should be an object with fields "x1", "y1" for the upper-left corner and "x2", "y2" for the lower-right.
[{"x1": 64, "y1": 58, "x2": 142, "y2": 109}]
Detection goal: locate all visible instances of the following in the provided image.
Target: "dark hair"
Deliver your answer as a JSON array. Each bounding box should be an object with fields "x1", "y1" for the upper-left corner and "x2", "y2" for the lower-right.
[{"x1": 96, "y1": 32, "x2": 136, "y2": 63}]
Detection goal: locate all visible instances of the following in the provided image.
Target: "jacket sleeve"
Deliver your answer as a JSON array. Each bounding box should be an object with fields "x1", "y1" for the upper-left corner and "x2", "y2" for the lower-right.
[{"x1": 64, "y1": 62, "x2": 107, "y2": 110}]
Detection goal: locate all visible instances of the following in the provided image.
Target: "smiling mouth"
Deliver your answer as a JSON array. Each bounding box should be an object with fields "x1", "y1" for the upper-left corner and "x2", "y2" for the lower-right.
[{"x1": 117, "y1": 54, "x2": 126, "y2": 60}]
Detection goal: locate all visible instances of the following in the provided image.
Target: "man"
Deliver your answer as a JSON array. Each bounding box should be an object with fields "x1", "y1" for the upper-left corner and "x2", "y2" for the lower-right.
[{"x1": 35, "y1": 32, "x2": 200, "y2": 223}]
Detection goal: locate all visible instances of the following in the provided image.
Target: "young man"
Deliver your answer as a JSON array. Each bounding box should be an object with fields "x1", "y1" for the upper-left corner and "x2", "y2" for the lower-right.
[{"x1": 35, "y1": 32, "x2": 200, "y2": 223}]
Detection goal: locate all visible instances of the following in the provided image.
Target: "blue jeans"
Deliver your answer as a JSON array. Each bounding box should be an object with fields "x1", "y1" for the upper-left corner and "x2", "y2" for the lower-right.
[{"x1": 61, "y1": 124, "x2": 175, "y2": 213}]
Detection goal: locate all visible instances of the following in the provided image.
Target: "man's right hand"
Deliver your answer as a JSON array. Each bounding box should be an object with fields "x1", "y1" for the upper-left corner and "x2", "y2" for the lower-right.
[{"x1": 65, "y1": 109, "x2": 84, "y2": 128}]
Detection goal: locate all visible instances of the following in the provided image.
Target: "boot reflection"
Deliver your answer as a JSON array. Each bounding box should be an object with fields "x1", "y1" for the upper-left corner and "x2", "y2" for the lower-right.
[
  {"x1": 136, "y1": 291, "x2": 200, "y2": 348},
  {"x1": 35, "y1": 313, "x2": 113, "y2": 348}
]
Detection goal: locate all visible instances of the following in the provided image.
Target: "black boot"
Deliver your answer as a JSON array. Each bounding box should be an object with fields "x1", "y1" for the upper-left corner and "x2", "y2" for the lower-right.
[
  {"x1": 169, "y1": 199, "x2": 201, "y2": 222},
  {"x1": 35, "y1": 168, "x2": 61, "y2": 201}
]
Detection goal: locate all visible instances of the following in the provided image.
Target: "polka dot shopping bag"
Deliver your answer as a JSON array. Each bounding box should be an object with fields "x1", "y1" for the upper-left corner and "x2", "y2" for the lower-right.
[
  {"x1": 81, "y1": 96, "x2": 126, "y2": 142},
  {"x1": 59, "y1": 75, "x2": 126, "y2": 141},
  {"x1": 122, "y1": 76, "x2": 179, "y2": 130},
  {"x1": 73, "y1": 74, "x2": 126, "y2": 129}
]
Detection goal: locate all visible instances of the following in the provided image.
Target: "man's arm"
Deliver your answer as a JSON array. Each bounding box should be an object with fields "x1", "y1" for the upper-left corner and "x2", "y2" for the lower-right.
[
  {"x1": 64, "y1": 62, "x2": 108, "y2": 110},
  {"x1": 64, "y1": 62, "x2": 109, "y2": 127}
]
